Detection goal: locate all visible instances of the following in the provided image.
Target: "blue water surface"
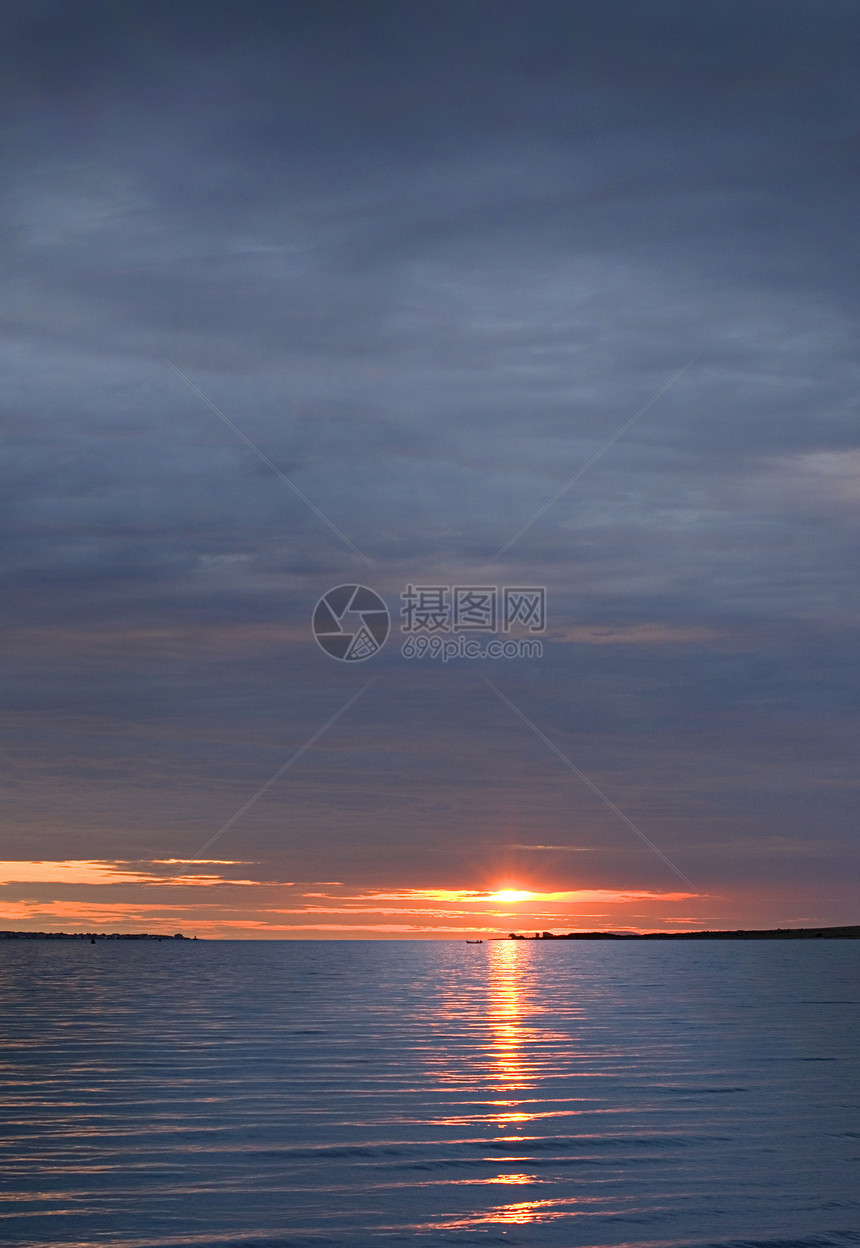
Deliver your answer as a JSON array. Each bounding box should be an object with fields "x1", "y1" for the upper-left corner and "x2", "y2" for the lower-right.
[{"x1": 0, "y1": 938, "x2": 857, "y2": 1247}]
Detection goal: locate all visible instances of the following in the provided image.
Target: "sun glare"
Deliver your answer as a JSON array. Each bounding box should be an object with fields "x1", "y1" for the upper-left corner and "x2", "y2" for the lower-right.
[{"x1": 490, "y1": 889, "x2": 535, "y2": 903}]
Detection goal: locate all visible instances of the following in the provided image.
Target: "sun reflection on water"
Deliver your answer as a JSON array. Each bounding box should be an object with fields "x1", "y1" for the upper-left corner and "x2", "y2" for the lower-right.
[
  {"x1": 492, "y1": 1172, "x2": 537, "y2": 1185},
  {"x1": 484, "y1": 941, "x2": 543, "y2": 1221},
  {"x1": 428, "y1": 941, "x2": 589, "y2": 1228},
  {"x1": 487, "y1": 939, "x2": 531, "y2": 1085}
]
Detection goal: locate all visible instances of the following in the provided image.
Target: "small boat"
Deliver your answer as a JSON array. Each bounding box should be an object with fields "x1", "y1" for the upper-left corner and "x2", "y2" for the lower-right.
[{"x1": 466, "y1": 939, "x2": 483, "y2": 944}]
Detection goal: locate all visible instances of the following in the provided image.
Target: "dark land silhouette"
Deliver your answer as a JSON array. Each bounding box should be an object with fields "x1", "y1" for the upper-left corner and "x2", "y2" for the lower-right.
[
  {"x1": 0, "y1": 931, "x2": 193, "y2": 940},
  {"x1": 508, "y1": 926, "x2": 860, "y2": 940}
]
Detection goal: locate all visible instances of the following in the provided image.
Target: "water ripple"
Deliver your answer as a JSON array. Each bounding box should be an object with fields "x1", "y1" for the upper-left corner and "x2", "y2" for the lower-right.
[{"x1": 0, "y1": 939, "x2": 857, "y2": 1246}]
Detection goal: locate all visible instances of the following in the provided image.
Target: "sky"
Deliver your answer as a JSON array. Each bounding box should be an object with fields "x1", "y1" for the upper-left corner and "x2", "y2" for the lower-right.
[{"x1": 1, "y1": 0, "x2": 858, "y2": 937}]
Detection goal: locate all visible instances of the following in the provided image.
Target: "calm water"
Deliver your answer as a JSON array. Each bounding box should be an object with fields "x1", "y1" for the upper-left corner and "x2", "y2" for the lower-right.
[{"x1": 0, "y1": 940, "x2": 857, "y2": 1248}]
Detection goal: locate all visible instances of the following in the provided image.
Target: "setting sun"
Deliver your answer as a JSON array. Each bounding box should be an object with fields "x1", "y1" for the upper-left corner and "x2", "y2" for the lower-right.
[{"x1": 490, "y1": 889, "x2": 535, "y2": 903}]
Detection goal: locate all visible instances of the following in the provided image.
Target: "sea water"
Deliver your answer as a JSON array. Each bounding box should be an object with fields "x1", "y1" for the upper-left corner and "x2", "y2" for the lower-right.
[{"x1": 0, "y1": 938, "x2": 857, "y2": 1247}]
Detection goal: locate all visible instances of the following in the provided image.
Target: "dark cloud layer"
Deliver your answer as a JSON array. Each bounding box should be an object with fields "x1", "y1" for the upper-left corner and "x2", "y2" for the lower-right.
[{"x1": 1, "y1": 1, "x2": 858, "y2": 931}]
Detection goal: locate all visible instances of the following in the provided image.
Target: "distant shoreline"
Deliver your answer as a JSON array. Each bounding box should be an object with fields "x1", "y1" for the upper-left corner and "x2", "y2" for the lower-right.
[
  {"x1": 507, "y1": 925, "x2": 860, "y2": 940},
  {"x1": 0, "y1": 926, "x2": 858, "y2": 941},
  {"x1": 0, "y1": 931, "x2": 194, "y2": 941}
]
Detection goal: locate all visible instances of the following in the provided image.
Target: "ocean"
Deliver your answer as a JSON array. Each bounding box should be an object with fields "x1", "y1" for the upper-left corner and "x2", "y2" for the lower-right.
[{"x1": 0, "y1": 938, "x2": 857, "y2": 1247}]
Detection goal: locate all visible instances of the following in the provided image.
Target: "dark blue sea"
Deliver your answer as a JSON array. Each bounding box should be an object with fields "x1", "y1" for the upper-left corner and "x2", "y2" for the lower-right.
[{"x1": 0, "y1": 939, "x2": 857, "y2": 1247}]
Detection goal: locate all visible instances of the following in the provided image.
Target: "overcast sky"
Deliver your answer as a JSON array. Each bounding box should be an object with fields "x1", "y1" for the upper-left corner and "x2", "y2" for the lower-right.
[{"x1": 1, "y1": 0, "x2": 858, "y2": 936}]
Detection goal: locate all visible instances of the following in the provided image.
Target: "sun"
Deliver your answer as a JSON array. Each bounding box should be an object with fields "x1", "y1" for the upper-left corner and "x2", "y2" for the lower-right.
[{"x1": 490, "y1": 889, "x2": 535, "y2": 903}]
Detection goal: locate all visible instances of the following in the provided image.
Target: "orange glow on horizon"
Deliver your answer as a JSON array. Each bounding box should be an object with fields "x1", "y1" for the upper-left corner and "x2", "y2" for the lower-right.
[{"x1": 0, "y1": 864, "x2": 705, "y2": 937}]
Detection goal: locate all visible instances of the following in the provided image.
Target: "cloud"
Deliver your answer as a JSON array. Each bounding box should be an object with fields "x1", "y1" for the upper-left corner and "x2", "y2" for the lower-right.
[
  {"x1": 0, "y1": 899, "x2": 191, "y2": 923},
  {"x1": 0, "y1": 860, "x2": 162, "y2": 886},
  {"x1": 504, "y1": 844, "x2": 600, "y2": 852},
  {"x1": 548, "y1": 624, "x2": 721, "y2": 645},
  {"x1": 294, "y1": 885, "x2": 700, "y2": 905},
  {"x1": 0, "y1": 860, "x2": 268, "y2": 887},
  {"x1": 0, "y1": 1, "x2": 857, "y2": 931}
]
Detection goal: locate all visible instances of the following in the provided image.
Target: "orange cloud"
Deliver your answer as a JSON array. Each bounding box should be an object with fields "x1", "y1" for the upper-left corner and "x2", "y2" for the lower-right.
[
  {"x1": 151, "y1": 859, "x2": 249, "y2": 865},
  {"x1": 304, "y1": 887, "x2": 699, "y2": 904},
  {"x1": 266, "y1": 906, "x2": 478, "y2": 917},
  {"x1": 209, "y1": 921, "x2": 491, "y2": 934},
  {"x1": 0, "y1": 868, "x2": 706, "y2": 939},
  {"x1": 0, "y1": 860, "x2": 158, "y2": 886},
  {"x1": 0, "y1": 899, "x2": 192, "y2": 921},
  {"x1": 0, "y1": 860, "x2": 275, "y2": 888}
]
